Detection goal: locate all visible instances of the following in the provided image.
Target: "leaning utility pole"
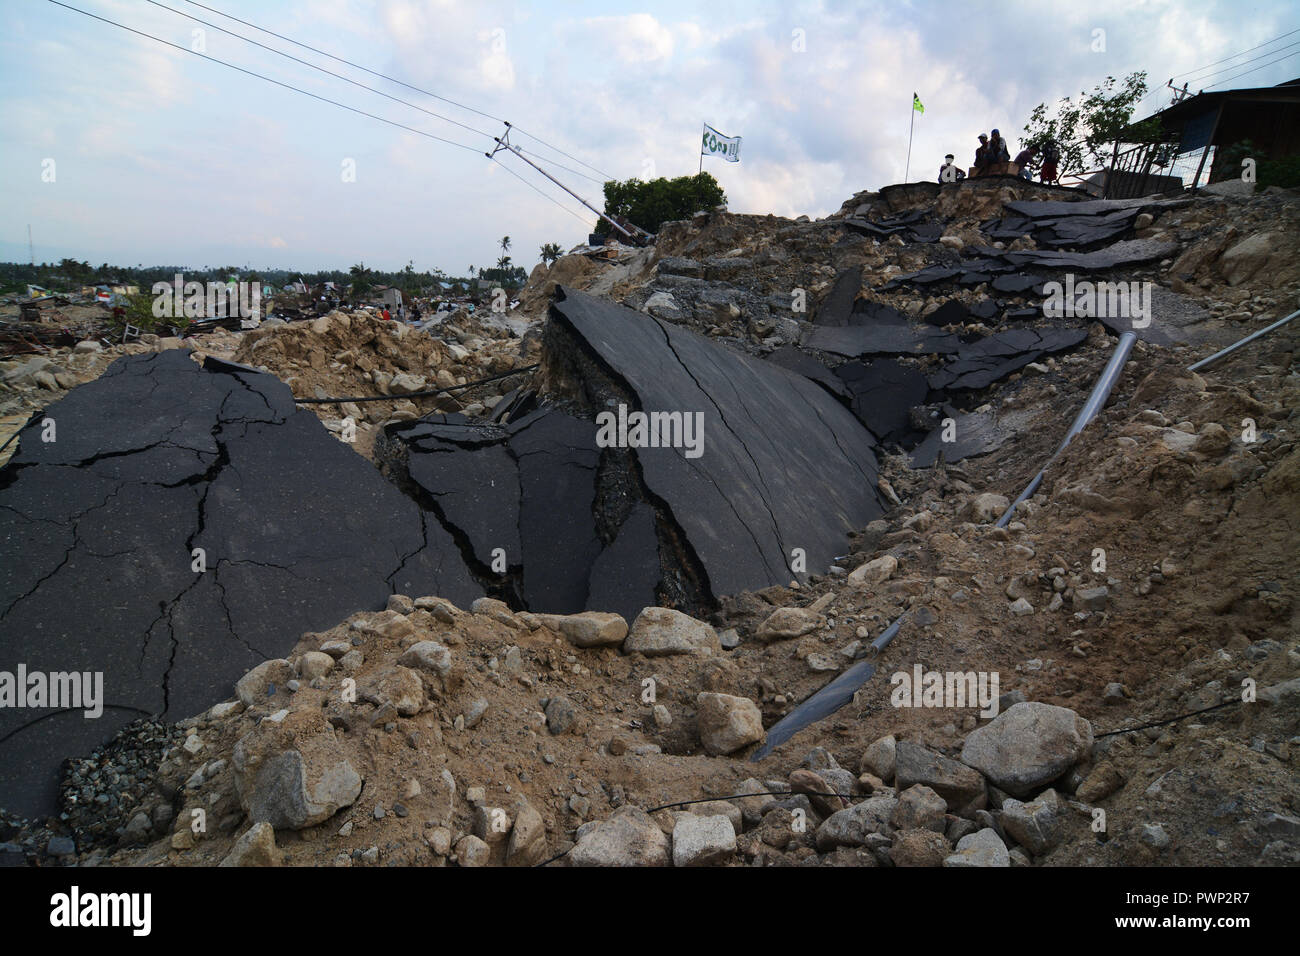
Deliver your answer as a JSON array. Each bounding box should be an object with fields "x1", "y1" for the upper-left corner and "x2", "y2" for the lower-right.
[{"x1": 487, "y1": 124, "x2": 646, "y2": 242}]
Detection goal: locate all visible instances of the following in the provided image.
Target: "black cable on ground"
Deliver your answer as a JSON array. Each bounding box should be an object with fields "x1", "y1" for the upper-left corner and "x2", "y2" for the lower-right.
[
  {"x1": 292, "y1": 364, "x2": 537, "y2": 404},
  {"x1": 1094, "y1": 699, "x2": 1243, "y2": 738}
]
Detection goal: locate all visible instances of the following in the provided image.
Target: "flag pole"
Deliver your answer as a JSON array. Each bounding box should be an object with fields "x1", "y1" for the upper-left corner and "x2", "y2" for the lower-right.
[
  {"x1": 699, "y1": 123, "x2": 704, "y2": 175},
  {"x1": 905, "y1": 97, "x2": 916, "y2": 182}
]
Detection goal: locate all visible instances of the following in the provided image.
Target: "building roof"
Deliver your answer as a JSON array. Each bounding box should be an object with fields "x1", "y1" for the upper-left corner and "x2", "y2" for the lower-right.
[{"x1": 1120, "y1": 76, "x2": 1300, "y2": 140}]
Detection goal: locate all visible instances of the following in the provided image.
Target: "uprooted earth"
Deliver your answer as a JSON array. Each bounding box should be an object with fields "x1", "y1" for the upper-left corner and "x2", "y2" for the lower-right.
[{"x1": 0, "y1": 175, "x2": 1297, "y2": 868}]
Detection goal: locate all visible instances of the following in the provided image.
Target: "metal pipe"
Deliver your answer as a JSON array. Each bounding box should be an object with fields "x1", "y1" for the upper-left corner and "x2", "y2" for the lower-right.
[
  {"x1": 1187, "y1": 308, "x2": 1300, "y2": 372},
  {"x1": 996, "y1": 330, "x2": 1137, "y2": 528},
  {"x1": 749, "y1": 610, "x2": 908, "y2": 762},
  {"x1": 489, "y1": 127, "x2": 634, "y2": 241}
]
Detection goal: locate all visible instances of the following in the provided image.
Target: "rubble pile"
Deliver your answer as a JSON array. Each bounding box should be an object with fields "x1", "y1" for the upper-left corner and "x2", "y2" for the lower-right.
[
  {"x1": 231, "y1": 311, "x2": 532, "y2": 457},
  {"x1": 1, "y1": 177, "x2": 1297, "y2": 867}
]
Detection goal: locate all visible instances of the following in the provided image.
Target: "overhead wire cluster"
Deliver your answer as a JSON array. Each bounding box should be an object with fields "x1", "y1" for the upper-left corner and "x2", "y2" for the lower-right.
[
  {"x1": 1133, "y1": 25, "x2": 1300, "y2": 113},
  {"x1": 48, "y1": 0, "x2": 614, "y2": 229}
]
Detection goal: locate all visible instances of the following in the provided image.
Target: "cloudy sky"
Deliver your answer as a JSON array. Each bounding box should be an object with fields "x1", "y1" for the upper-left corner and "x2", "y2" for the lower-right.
[{"x1": 2, "y1": 0, "x2": 1296, "y2": 275}]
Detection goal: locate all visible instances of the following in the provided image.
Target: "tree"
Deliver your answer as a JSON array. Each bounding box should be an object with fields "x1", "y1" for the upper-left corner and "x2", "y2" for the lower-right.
[
  {"x1": 349, "y1": 261, "x2": 374, "y2": 295},
  {"x1": 1021, "y1": 71, "x2": 1160, "y2": 178},
  {"x1": 539, "y1": 242, "x2": 563, "y2": 267},
  {"x1": 596, "y1": 172, "x2": 726, "y2": 237},
  {"x1": 499, "y1": 236, "x2": 511, "y2": 258}
]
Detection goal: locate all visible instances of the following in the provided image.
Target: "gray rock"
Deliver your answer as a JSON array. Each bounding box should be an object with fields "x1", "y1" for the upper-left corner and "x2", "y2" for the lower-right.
[
  {"x1": 1139, "y1": 823, "x2": 1171, "y2": 849},
  {"x1": 544, "y1": 696, "x2": 577, "y2": 735},
  {"x1": 397, "y1": 641, "x2": 453, "y2": 675},
  {"x1": 895, "y1": 740, "x2": 985, "y2": 811},
  {"x1": 696, "y1": 692, "x2": 764, "y2": 755},
  {"x1": 861, "y1": 734, "x2": 896, "y2": 782},
  {"x1": 507, "y1": 801, "x2": 548, "y2": 866},
  {"x1": 959, "y1": 702, "x2": 1093, "y2": 797},
  {"x1": 569, "y1": 807, "x2": 671, "y2": 867},
  {"x1": 816, "y1": 795, "x2": 899, "y2": 849},
  {"x1": 235, "y1": 659, "x2": 295, "y2": 706},
  {"x1": 672, "y1": 814, "x2": 737, "y2": 867},
  {"x1": 892, "y1": 785, "x2": 948, "y2": 833},
  {"x1": 218, "y1": 821, "x2": 282, "y2": 867},
  {"x1": 232, "y1": 716, "x2": 363, "y2": 830},
  {"x1": 943, "y1": 827, "x2": 1010, "y2": 867},
  {"x1": 1073, "y1": 586, "x2": 1109, "y2": 612},
  {"x1": 624, "y1": 607, "x2": 721, "y2": 656},
  {"x1": 121, "y1": 811, "x2": 153, "y2": 845},
  {"x1": 1000, "y1": 789, "x2": 1066, "y2": 856}
]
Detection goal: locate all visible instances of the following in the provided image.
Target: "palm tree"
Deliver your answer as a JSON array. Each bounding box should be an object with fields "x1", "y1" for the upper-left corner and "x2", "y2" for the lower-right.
[
  {"x1": 349, "y1": 261, "x2": 374, "y2": 295},
  {"x1": 499, "y1": 236, "x2": 511, "y2": 259},
  {"x1": 539, "y1": 242, "x2": 563, "y2": 267}
]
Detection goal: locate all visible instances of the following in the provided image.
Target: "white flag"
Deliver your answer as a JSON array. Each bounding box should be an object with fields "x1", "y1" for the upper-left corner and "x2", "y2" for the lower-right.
[{"x1": 701, "y1": 124, "x2": 741, "y2": 162}]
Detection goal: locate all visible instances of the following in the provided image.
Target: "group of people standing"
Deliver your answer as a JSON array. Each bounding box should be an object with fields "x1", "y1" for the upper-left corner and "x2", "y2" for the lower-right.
[{"x1": 939, "y1": 130, "x2": 1060, "y2": 185}]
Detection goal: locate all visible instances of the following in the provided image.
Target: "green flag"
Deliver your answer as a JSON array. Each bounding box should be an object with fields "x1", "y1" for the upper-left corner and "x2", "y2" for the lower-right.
[{"x1": 912, "y1": 92, "x2": 924, "y2": 113}]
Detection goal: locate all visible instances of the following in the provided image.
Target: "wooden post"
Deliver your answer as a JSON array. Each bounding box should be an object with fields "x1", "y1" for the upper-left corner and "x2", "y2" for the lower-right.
[{"x1": 1191, "y1": 101, "x2": 1225, "y2": 192}]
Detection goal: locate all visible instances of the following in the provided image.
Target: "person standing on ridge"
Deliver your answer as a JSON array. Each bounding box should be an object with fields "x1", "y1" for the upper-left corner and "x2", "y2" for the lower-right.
[{"x1": 974, "y1": 134, "x2": 990, "y2": 175}]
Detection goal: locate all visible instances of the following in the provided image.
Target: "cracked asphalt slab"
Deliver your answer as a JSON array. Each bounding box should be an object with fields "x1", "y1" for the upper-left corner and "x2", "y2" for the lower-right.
[
  {"x1": 0, "y1": 349, "x2": 480, "y2": 818},
  {"x1": 549, "y1": 287, "x2": 886, "y2": 601},
  {"x1": 389, "y1": 288, "x2": 887, "y2": 619}
]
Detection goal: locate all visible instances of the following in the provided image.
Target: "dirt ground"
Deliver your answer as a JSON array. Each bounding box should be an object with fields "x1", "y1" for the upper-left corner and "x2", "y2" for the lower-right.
[{"x1": 4, "y1": 183, "x2": 1297, "y2": 868}]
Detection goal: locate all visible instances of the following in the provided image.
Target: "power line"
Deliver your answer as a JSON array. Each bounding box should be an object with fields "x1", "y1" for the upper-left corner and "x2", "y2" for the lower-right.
[
  {"x1": 144, "y1": 0, "x2": 498, "y2": 144},
  {"x1": 1184, "y1": 38, "x2": 1300, "y2": 86},
  {"x1": 1169, "y1": 26, "x2": 1300, "y2": 79},
  {"x1": 178, "y1": 0, "x2": 616, "y2": 182},
  {"x1": 149, "y1": 0, "x2": 609, "y2": 186},
  {"x1": 1203, "y1": 47, "x2": 1300, "y2": 90},
  {"x1": 490, "y1": 156, "x2": 595, "y2": 229},
  {"x1": 515, "y1": 147, "x2": 607, "y2": 185},
  {"x1": 48, "y1": 0, "x2": 483, "y2": 154}
]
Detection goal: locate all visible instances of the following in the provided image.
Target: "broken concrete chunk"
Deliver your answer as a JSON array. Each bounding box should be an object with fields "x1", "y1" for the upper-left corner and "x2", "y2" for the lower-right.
[
  {"x1": 696, "y1": 692, "x2": 765, "y2": 755},
  {"x1": 231, "y1": 711, "x2": 363, "y2": 830},
  {"x1": 536, "y1": 611, "x2": 628, "y2": 648},
  {"x1": 671, "y1": 814, "x2": 737, "y2": 867},
  {"x1": 235, "y1": 659, "x2": 295, "y2": 707},
  {"x1": 624, "y1": 607, "x2": 720, "y2": 656},
  {"x1": 569, "y1": 806, "x2": 671, "y2": 867},
  {"x1": 959, "y1": 702, "x2": 1093, "y2": 797}
]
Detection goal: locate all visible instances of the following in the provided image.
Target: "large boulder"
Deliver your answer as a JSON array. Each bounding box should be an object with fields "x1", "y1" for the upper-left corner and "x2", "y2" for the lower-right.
[
  {"x1": 895, "y1": 740, "x2": 986, "y2": 811},
  {"x1": 959, "y1": 702, "x2": 1093, "y2": 797},
  {"x1": 816, "y1": 794, "x2": 899, "y2": 849},
  {"x1": 1000, "y1": 789, "x2": 1067, "y2": 856},
  {"x1": 232, "y1": 711, "x2": 362, "y2": 830},
  {"x1": 696, "y1": 692, "x2": 764, "y2": 755},
  {"x1": 536, "y1": 611, "x2": 628, "y2": 648},
  {"x1": 671, "y1": 814, "x2": 737, "y2": 867},
  {"x1": 569, "y1": 807, "x2": 671, "y2": 867},
  {"x1": 1219, "y1": 231, "x2": 1279, "y2": 286},
  {"x1": 624, "y1": 607, "x2": 721, "y2": 656},
  {"x1": 943, "y1": 828, "x2": 1010, "y2": 867}
]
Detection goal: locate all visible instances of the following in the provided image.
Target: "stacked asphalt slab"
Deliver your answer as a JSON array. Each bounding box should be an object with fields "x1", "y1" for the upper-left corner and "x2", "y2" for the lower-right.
[
  {"x1": 387, "y1": 287, "x2": 887, "y2": 621},
  {"x1": 0, "y1": 351, "x2": 483, "y2": 818}
]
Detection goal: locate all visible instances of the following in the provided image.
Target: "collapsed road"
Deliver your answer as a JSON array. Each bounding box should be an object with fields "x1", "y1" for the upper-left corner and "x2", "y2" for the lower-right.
[
  {"x1": 381, "y1": 287, "x2": 887, "y2": 621},
  {"x1": 0, "y1": 289, "x2": 890, "y2": 817},
  {"x1": 0, "y1": 350, "x2": 482, "y2": 818}
]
